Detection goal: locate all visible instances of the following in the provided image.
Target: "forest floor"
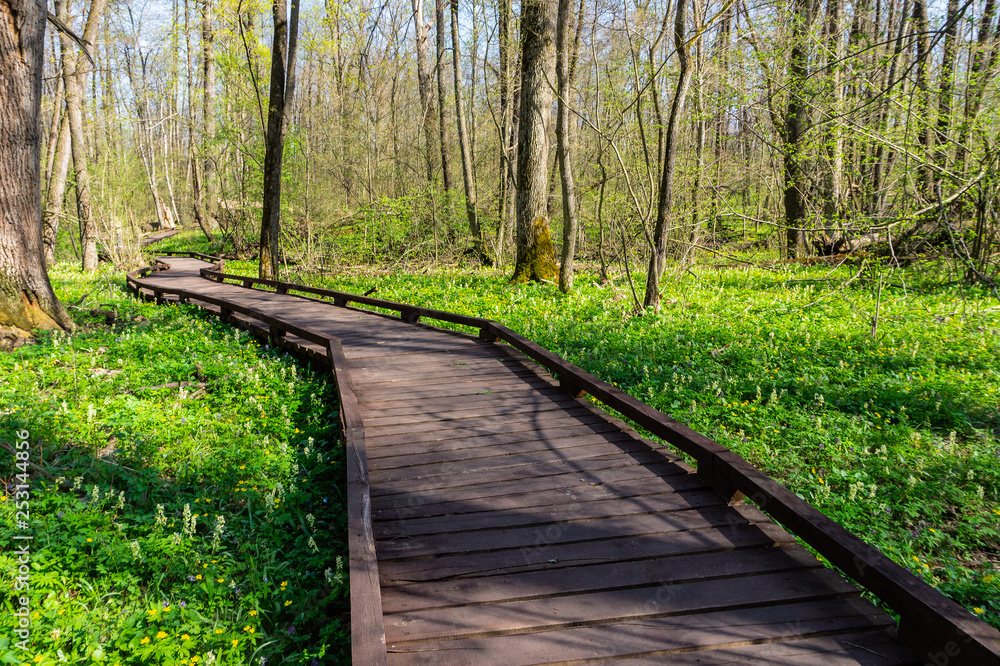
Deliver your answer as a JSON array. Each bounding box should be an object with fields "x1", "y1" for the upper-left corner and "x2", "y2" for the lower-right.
[
  {"x1": 2, "y1": 232, "x2": 999, "y2": 665},
  {"x1": 0, "y1": 261, "x2": 351, "y2": 664}
]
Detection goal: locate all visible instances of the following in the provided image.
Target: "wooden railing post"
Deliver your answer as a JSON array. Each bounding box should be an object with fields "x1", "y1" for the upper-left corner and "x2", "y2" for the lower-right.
[{"x1": 269, "y1": 324, "x2": 286, "y2": 345}]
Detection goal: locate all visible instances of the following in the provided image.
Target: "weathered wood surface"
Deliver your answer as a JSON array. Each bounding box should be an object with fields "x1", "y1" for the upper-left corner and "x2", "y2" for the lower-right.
[{"x1": 128, "y1": 256, "x2": 1000, "y2": 665}]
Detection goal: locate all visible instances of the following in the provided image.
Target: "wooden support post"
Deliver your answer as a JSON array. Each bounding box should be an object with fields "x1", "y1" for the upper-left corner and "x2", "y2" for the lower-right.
[
  {"x1": 243, "y1": 279, "x2": 253, "y2": 288},
  {"x1": 334, "y1": 297, "x2": 348, "y2": 307},
  {"x1": 269, "y1": 324, "x2": 286, "y2": 345},
  {"x1": 154, "y1": 290, "x2": 165, "y2": 305},
  {"x1": 478, "y1": 327, "x2": 501, "y2": 342},
  {"x1": 560, "y1": 376, "x2": 587, "y2": 398},
  {"x1": 276, "y1": 286, "x2": 288, "y2": 295},
  {"x1": 400, "y1": 309, "x2": 421, "y2": 324}
]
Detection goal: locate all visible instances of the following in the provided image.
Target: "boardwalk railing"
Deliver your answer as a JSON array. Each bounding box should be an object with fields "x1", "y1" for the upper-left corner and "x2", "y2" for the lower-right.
[{"x1": 130, "y1": 259, "x2": 1000, "y2": 664}]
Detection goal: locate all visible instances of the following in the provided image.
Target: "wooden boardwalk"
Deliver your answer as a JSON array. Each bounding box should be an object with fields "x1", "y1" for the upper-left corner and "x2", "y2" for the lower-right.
[{"x1": 128, "y1": 254, "x2": 1000, "y2": 666}]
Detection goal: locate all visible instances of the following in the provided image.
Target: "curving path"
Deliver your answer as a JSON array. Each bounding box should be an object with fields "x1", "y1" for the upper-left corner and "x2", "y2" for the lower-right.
[{"x1": 128, "y1": 255, "x2": 1000, "y2": 665}]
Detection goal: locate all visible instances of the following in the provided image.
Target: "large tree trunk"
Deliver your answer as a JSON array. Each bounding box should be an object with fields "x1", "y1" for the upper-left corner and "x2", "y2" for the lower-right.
[
  {"x1": 259, "y1": 0, "x2": 300, "y2": 280},
  {"x1": 510, "y1": 0, "x2": 558, "y2": 283},
  {"x1": 435, "y1": 0, "x2": 453, "y2": 192},
  {"x1": 0, "y1": 0, "x2": 73, "y2": 331},
  {"x1": 556, "y1": 0, "x2": 580, "y2": 292},
  {"x1": 644, "y1": 0, "x2": 693, "y2": 309},
  {"x1": 783, "y1": 0, "x2": 813, "y2": 258},
  {"x1": 186, "y1": 0, "x2": 214, "y2": 241},
  {"x1": 450, "y1": 0, "x2": 487, "y2": 263},
  {"x1": 412, "y1": 0, "x2": 437, "y2": 183}
]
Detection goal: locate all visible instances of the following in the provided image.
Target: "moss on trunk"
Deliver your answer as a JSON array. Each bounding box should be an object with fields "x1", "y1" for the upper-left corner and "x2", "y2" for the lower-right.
[{"x1": 511, "y1": 216, "x2": 558, "y2": 283}]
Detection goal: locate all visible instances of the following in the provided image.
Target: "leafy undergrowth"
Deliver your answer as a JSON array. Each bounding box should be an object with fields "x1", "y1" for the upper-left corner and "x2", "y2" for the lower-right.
[
  {"x1": 218, "y1": 252, "x2": 1000, "y2": 628},
  {"x1": 0, "y1": 263, "x2": 350, "y2": 664}
]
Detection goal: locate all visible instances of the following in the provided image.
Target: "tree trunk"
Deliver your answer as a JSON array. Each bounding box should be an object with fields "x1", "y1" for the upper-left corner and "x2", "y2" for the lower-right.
[
  {"x1": 435, "y1": 0, "x2": 453, "y2": 192},
  {"x1": 556, "y1": 0, "x2": 580, "y2": 292},
  {"x1": 497, "y1": 0, "x2": 516, "y2": 261},
  {"x1": 933, "y1": 0, "x2": 960, "y2": 181},
  {"x1": 913, "y1": 0, "x2": 932, "y2": 196},
  {"x1": 822, "y1": 0, "x2": 844, "y2": 222},
  {"x1": 43, "y1": 0, "x2": 74, "y2": 266},
  {"x1": 0, "y1": 0, "x2": 73, "y2": 331},
  {"x1": 511, "y1": 0, "x2": 558, "y2": 283},
  {"x1": 783, "y1": 0, "x2": 813, "y2": 259},
  {"x1": 955, "y1": 0, "x2": 998, "y2": 174},
  {"x1": 259, "y1": 0, "x2": 300, "y2": 280},
  {"x1": 644, "y1": 0, "x2": 693, "y2": 309},
  {"x1": 203, "y1": 0, "x2": 218, "y2": 220},
  {"x1": 413, "y1": 0, "x2": 437, "y2": 183},
  {"x1": 186, "y1": 0, "x2": 214, "y2": 241},
  {"x1": 451, "y1": 0, "x2": 487, "y2": 263}
]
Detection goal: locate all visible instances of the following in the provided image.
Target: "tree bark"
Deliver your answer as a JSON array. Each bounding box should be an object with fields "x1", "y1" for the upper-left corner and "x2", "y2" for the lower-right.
[
  {"x1": 556, "y1": 0, "x2": 580, "y2": 292},
  {"x1": 496, "y1": 0, "x2": 516, "y2": 260},
  {"x1": 644, "y1": 0, "x2": 693, "y2": 309},
  {"x1": 913, "y1": 0, "x2": 933, "y2": 196},
  {"x1": 0, "y1": 0, "x2": 73, "y2": 331},
  {"x1": 822, "y1": 0, "x2": 844, "y2": 222},
  {"x1": 511, "y1": 0, "x2": 558, "y2": 283},
  {"x1": 186, "y1": 0, "x2": 214, "y2": 241},
  {"x1": 450, "y1": 0, "x2": 487, "y2": 263},
  {"x1": 413, "y1": 0, "x2": 437, "y2": 183},
  {"x1": 63, "y1": 0, "x2": 107, "y2": 272},
  {"x1": 435, "y1": 0, "x2": 453, "y2": 192},
  {"x1": 783, "y1": 0, "x2": 814, "y2": 258},
  {"x1": 259, "y1": 0, "x2": 300, "y2": 280},
  {"x1": 203, "y1": 0, "x2": 218, "y2": 219},
  {"x1": 933, "y1": 0, "x2": 960, "y2": 181},
  {"x1": 955, "y1": 0, "x2": 998, "y2": 174},
  {"x1": 43, "y1": 0, "x2": 74, "y2": 266}
]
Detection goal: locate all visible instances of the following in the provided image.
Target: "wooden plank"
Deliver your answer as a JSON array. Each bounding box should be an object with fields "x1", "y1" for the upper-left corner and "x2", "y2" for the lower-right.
[
  {"x1": 355, "y1": 377, "x2": 557, "y2": 403},
  {"x1": 370, "y1": 460, "x2": 690, "y2": 511},
  {"x1": 375, "y1": 504, "x2": 772, "y2": 560},
  {"x1": 369, "y1": 441, "x2": 665, "y2": 483},
  {"x1": 364, "y1": 404, "x2": 599, "y2": 438},
  {"x1": 371, "y1": 473, "x2": 704, "y2": 522},
  {"x1": 374, "y1": 487, "x2": 726, "y2": 540},
  {"x1": 328, "y1": 338, "x2": 388, "y2": 665},
  {"x1": 379, "y1": 545, "x2": 821, "y2": 612},
  {"x1": 385, "y1": 600, "x2": 907, "y2": 665},
  {"x1": 365, "y1": 412, "x2": 617, "y2": 448},
  {"x1": 368, "y1": 448, "x2": 669, "y2": 496},
  {"x1": 383, "y1": 568, "x2": 864, "y2": 643},
  {"x1": 365, "y1": 420, "x2": 626, "y2": 453},
  {"x1": 367, "y1": 431, "x2": 647, "y2": 468},
  {"x1": 362, "y1": 398, "x2": 585, "y2": 428},
  {"x1": 391, "y1": 522, "x2": 800, "y2": 585},
  {"x1": 359, "y1": 387, "x2": 571, "y2": 416}
]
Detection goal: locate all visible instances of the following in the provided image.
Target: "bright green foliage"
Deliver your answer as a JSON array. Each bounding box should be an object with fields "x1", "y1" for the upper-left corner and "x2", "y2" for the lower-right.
[
  {"x1": 245, "y1": 259, "x2": 1000, "y2": 629},
  {"x1": 0, "y1": 264, "x2": 350, "y2": 664}
]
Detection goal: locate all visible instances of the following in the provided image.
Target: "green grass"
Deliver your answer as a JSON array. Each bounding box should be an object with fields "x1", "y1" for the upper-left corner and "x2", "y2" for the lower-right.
[
  {"x1": 0, "y1": 263, "x2": 350, "y2": 664},
  {"x1": 11, "y1": 233, "x2": 997, "y2": 665},
  {"x1": 218, "y1": 249, "x2": 1000, "y2": 628}
]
